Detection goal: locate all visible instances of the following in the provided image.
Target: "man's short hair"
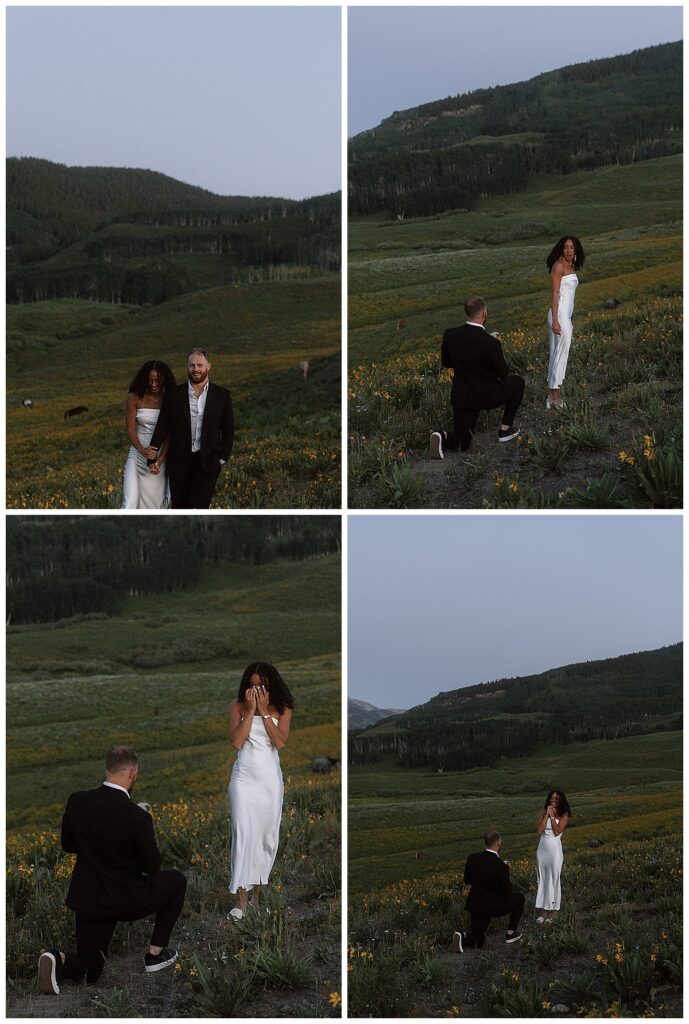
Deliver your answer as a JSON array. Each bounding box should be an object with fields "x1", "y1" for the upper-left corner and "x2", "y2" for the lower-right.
[
  {"x1": 186, "y1": 348, "x2": 210, "y2": 362},
  {"x1": 105, "y1": 745, "x2": 138, "y2": 774},
  {"x1": 484, "y1": 830, "x2": 501, "y2": 848},
  {"x1": 464, "y1": 296, "x2": 487, "y2": 319}
]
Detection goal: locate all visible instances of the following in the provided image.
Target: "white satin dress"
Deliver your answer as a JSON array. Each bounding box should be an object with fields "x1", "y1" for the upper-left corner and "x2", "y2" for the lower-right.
[
  {"x1": 228, "y1": 715, "x2": 284, "y2": 893},
  {"x1": 547, "y1": 272, "x2": 578, "y2": 388},
  {"x1": 535, "y1": 816, "x2": 564, "y2": 910},
  {"x1": 121, "y1": 407, "x2": 169, "y2": 509}
]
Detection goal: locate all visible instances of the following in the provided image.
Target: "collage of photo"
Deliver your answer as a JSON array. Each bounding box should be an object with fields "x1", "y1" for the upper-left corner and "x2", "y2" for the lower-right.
[{"x1": 4, "y1": 4, "x2": 683, "y2": 1020}]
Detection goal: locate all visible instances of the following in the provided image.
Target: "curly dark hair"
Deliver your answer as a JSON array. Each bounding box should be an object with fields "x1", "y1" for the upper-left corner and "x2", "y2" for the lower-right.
[
  {"x1": 544, "y1": 789, "x2": 572, "y2": 818},
  {"x1": 128, "y1": 360, "x2": 176, "y2": 398},
  {"x1": 546, "y1": 236, "x2": 585, "y2": 272},
  {"x1": 238, "y1": 662, "x2": 295, "y2": 715}
]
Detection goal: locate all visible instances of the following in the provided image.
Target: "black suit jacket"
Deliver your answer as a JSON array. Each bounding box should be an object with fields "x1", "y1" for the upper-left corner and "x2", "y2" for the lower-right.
[
  {"x1": 463, "y1": 850, "x2": 513, "y2": 917},
  {"x1": 61, "y1": 785, "x2": 162, "y2": 920},
  {"x1": 441, "y1": 323, "x2": 510, "y2": 406},
  {"x1": 150, "y1": 381, "x2": 234, "y2": 477}
]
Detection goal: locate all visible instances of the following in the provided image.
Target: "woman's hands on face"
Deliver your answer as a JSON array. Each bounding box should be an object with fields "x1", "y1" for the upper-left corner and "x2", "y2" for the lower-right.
[
  {"x1": 246, "y1": 687, "x2": 258, "y2": 711},
  {"x1": 256, "y1": 685, "x2": 270, "y2": 715}
]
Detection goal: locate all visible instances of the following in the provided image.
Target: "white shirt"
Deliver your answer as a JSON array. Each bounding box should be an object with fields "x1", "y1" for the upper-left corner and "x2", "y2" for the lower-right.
[
  {"x1": 103, "y1": 781, "x2": 130, "y2": 798},
  {"x1": 466, "y1": 320, "x2": 485, "y2": 329},
  {"x1": 188, "y1": 379, "x2": 209, "y2": 452},
  {"x1": 485, "y1": 847, "x2": 499, "y2": 856}
]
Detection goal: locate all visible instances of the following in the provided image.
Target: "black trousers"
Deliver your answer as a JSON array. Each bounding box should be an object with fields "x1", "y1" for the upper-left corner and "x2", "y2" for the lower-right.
[
  {"x1": 169, "y1": 452, "x2": 221, "y2": 509},
  {"x1": 464, "y1": 891, "x2": 525, "y2": 948},
  {"x1": 444, "y1": 375, "x2": 525, "y2": 450},
  {"x1": 61, "y1": 869, "x2": 187, "y2": 984}
]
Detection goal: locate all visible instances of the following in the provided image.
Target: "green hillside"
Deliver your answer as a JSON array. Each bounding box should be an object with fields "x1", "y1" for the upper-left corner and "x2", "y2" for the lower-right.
[
  {"x1": 349, "y1": 42, "x2": 681, "y2": 217},
  {"x1": 6, "y1": 159, "x2": 341, "y2": 509},
  {"x1": 351, "y1": 645, "x2": 682, "y2": 770},
  {"x1": 349, "y1": 155, "x2": 682, "y2": 509},
  {"x1": 6, "y1": 527, "x2": 342, "y2": 1016},
  {"x1": 348, "y1": 733, "x2": 681, "y2": 1017}
]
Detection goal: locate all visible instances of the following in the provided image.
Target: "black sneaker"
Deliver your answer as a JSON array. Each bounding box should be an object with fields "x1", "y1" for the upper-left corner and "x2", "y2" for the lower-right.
[
  {"x1": 497, "y1": 426, "x2": 520, "y2": 443},
  {"x1": 144, "y1": 947, "x2": 178, "y2": 973},
  {"x1": 505, "y1": 930, "x2": 523, "y2": 944},
  {"x1": 429, "y1": 431, "x2": 444, "y2": 460},
  {"x1": 451, "y1": 930, "x2": 465, "y2": 953},
  {"x1": 38, "y1": 949, "x2": 62, "y2": 994}
]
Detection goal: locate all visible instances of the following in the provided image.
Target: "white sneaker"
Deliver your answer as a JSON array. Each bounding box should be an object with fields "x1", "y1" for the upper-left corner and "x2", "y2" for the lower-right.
[
  {"x1": 228, "y1": 907, "x2": 244, "y2": 921},
  {"x1": 429, "y1": 431, "x2": 444, "y2": 460}
]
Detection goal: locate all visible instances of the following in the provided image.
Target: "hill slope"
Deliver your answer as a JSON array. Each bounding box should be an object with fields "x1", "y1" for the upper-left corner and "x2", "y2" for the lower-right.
[
  {"x1": 349, "y1": 41, "x2": 682, "y2": 217},
  {"x1": 351, "y1": 644, "x2": 682, "y2": 769}
]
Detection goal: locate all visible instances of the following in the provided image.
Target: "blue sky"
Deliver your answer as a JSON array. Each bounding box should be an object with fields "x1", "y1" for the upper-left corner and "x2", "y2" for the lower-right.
[
  {"x1": 348, "y1": 516, "x2": 683, "y2": 709},
  {"x1": 349, "y1": 6, "x2": 683, "y2": 135},
  {"x1": 7, "y1": 6, "x2": 341, "y2": 199}
]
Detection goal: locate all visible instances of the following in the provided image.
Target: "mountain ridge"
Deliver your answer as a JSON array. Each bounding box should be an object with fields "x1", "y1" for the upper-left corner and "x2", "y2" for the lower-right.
[
  {"x1": 350, "y1": 644, "x2": 682, "y2": 770},
  {"x1": 349, "y1": 41, "x2": 682, "y2": 218}
]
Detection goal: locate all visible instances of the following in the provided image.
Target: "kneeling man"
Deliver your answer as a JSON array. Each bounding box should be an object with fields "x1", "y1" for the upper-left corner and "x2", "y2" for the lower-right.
[
  {"x1": 430, "y1": 296, "x2": 525, "y2": 456},
  {"x1": 453, "y1": 830, "x2": 524, "y2": 951},
  {"x1": 38, "y1": 746, "x2": 187, "y2": 993}
]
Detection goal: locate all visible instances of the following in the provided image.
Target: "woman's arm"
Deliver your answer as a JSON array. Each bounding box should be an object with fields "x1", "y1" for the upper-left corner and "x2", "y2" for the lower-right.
[
  {"x1": 550, "y1": 813, "x2": 569, "y2": 836},
  {"x1": 229, "y1": 698, "x2": 254, "y2": 750},
  {"x1": 536, "y1": 808, "x2": 549, "y2": 835},
  {"x1": 151, "y1": 438, "x2": 170, "y2": 474},
  {"x1": 255, "y1": 685, "x2": 292, "y2": 750},
  {"x1": 126, "y1": 393, "x2": 157, "y2": 459},
  {"x1": 550, "y1": 263, "x2": 563, "y2": 333}
]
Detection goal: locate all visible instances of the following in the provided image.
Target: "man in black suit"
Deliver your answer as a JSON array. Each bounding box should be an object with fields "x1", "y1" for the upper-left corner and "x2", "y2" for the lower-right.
[
  {"x1": 430, "y1": 296, "x2": 525, "y2": 457},
  {"x1": 148, "y1": 348, "x2": 234, "y2": 508},
  {"x1": 452, "y1": 831, "x2": 524, "y2": 951},
  {"x1": 37, "y1": 746, "x2": 187, "y2": 994}
]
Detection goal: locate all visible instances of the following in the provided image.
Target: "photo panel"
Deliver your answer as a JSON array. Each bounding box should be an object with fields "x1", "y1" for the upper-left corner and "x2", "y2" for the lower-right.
[
  {"x1": 347, "y1": 514, "x2": 682, "y2": 1017},
  {"x1": 7, "y1": 514, "x2": 342, "y2": 1017},
  {"x1": 6, "y1": 6, "x2": 341, "y2": 510},
  {"x1": 347, "y1": 6, "x2": 682, "y2": 510}
]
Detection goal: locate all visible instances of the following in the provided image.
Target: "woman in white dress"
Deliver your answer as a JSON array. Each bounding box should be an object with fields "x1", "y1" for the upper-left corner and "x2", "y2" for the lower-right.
[
  {"x1": 535, "y1": 789, "x2": 571, "y2": 923},
  {"x1": 228, "y1": 662, "x2": 294, "y2": 920},
  {"x1": 122, "y1": 361, "x2": 176, "y2": 509},
  {"x1": 546, "y1": 236, "x2": 585, "y2": 410}
]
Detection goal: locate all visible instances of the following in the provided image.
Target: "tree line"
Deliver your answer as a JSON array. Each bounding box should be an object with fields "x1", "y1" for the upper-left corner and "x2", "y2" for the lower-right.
[
  {"x1": 6, "y1": 517, "x2": 340, "y2": 625},
  {"x1": 349, "y1": 645, "x2": 682, "y2": 769},
  {"x1": 349, "y1": 41, "x2": 681, "y2": 218}
]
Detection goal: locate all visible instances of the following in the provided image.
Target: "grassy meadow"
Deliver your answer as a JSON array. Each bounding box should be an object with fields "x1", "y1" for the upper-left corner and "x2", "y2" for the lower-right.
[
  {"x1": 6, "y1": 273, "x2": 340, "y2": 509},
  {"x1": 6, "y1": 555, "x2": 342, "y2": 1017},
  {"x1": 348, "y1": 732, "x2": 682, "y2": 1017},
  {"x1": 348, "y1": 156, "x2": 682, "y2": 508}
]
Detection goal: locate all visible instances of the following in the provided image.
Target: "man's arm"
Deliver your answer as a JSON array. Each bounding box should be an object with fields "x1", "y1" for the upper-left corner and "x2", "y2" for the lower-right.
[
  {"x1": 132, "y1": 810, "x2": 163, "y2": 875},
  {"x1": 489, "y1": 337, "x2": 510, "y2": 381},
  {"x1": 60, "y1": 797, "x2": 77, "y2": 854},
  {"x1": 218, "y1": 391, "x2": 235, "y2": 462},
  {"x1": 148, "y1": 390, "x2": 173, "y2": 463},
  {"x1": 463, "y1": 855, "x2": 473, "y2": 886},
  {"x1": 441, "y1": 331, "x2": 452, "y2": 369},
  {"x1": 497, "y1": 860, "x2": 512, "y2": 896}
]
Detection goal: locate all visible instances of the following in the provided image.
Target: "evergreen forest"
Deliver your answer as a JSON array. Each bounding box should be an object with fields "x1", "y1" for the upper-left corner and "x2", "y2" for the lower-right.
[
  {"x1": 349, "y1": 42, "x2": 682, "y2": 218},
  {"x1": 349, "y1": 645, "x2": 682, "y2": 770}
]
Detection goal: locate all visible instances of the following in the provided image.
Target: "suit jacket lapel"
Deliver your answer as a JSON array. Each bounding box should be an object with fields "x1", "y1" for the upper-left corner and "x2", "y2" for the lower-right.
[{"x1": 200, "y1": 383, "x2": 217, "y2": 448}]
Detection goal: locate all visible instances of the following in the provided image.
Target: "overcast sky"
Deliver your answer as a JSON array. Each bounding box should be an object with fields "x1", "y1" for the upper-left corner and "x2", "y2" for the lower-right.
[
  {"x1": 349, "y1": 6, "x2": 683, "y2": 135},
  {"x1": 7, "y1": 6, "x2": 341, "y2": 200},
  {"x1": 348, "y1": 516, "x2": 683, "y2": 709}
]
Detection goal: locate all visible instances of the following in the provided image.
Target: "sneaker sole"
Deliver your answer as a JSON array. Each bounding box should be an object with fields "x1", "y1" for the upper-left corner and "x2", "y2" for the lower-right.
[
  {"x1": 505, "y1": 934, "x2": 522, "y2": 944},
  {"x1": 144, "y1": 953, "x2": 178, "y2": 973},
  {"x1": 429, "y1": 434, "x2": 444, "y2": 459},
  {"x1": 451, "y1": 932, "x2": 464, "y2": 954},
  {"x1": 38, "y1": 952, "x2": 59, "y2": 995},
  {"x1": 498, "y1": 431, "x2": 519, "y2": 443}
]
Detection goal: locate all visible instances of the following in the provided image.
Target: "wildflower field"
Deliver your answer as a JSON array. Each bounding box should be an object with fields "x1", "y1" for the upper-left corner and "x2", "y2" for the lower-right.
[
  {"x1": 6, "y1": 556, "x2": 342, "y2": 1017},
  {"x1": 6, "y1": 274, "x2": 340, "y2": 509},
  {"x1": 348, "y1": 731, "x2": 682, "y2": 1017},
  {"x1": 348, "y1": 156, "x2": 682, "y2": 508}
]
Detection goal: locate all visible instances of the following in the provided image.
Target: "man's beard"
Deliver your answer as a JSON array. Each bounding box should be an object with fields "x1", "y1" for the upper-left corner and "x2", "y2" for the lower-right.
[{"x1": 188, "y1": 371, "x2": 208, "y2": 384}]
